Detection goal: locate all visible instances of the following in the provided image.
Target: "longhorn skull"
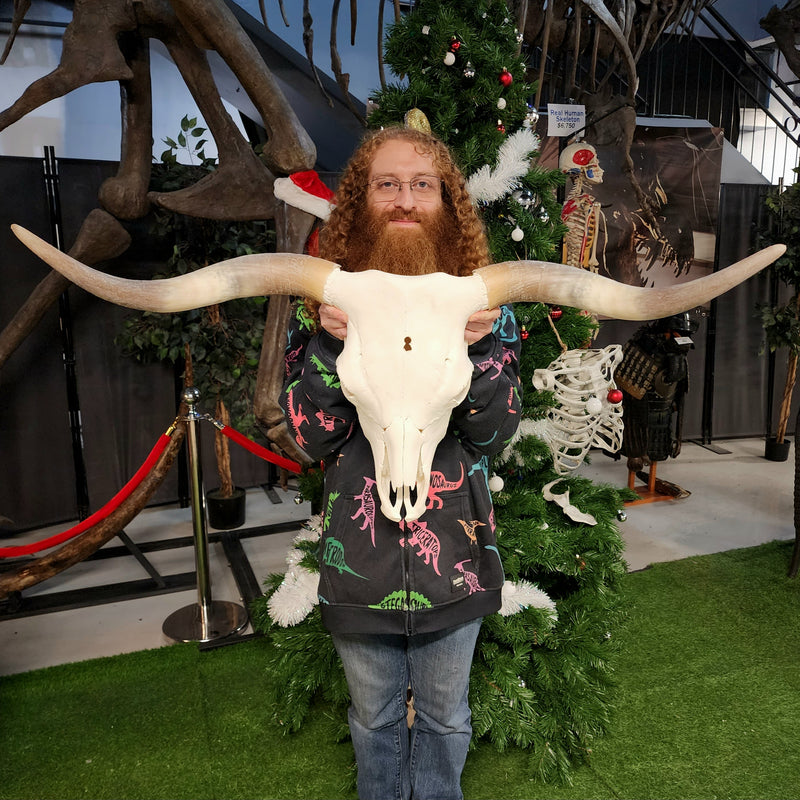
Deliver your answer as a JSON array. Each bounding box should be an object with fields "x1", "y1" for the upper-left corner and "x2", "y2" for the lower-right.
[{"x1": 10, "y1": 224, "x2": 784, "y2": 521}]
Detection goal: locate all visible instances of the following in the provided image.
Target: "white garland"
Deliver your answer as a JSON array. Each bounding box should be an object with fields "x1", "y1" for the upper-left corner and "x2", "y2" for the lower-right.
[
  {"x1": 466, "y1": 128, "x2": 540, "y2": 204},
  {"x1": 267, "y1": 516, "x2": 322, "y2": 627},
  {"x1": 267, "y1": 567, "x2": 320, "y2": 627},
  {"x1": 499, "y1": 579, "x2": 557, "y2": 624}
]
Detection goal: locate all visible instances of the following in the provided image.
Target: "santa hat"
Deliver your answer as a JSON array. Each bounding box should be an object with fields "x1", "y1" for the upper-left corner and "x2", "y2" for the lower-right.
[{"x1": 274, "y1": 170, "x2": 336, "y2": 220}]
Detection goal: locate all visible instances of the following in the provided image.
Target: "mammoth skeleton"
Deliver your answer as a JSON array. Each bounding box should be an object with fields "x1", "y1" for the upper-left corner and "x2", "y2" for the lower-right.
[{"x1": 11, "y1": 224, "x2": 784, "y2": 521}]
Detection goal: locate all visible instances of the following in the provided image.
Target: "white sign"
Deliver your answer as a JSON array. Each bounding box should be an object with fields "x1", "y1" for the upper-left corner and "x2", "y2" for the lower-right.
[{"x1": 547, "y1": 104, "x2": 586, "y2": 137}]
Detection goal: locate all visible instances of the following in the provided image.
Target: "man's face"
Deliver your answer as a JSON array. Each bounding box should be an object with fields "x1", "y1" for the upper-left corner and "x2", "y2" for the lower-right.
[
  {"x1": 345, "y1": 138, "x2": 454, "y2": 276},
  {"x1": 366, "y1": 139, "x2": 444, "y2": 221}
]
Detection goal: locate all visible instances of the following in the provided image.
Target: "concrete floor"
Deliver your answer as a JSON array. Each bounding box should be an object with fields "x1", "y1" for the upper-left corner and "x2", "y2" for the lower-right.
[{"x1": 0, "y1": 437, "x2": 795, "y2": 677}]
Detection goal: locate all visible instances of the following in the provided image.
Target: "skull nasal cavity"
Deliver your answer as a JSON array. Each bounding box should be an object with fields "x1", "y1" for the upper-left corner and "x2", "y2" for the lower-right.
[{"x1": 404, "y1": 336, "x2": 412, "y2": 351}]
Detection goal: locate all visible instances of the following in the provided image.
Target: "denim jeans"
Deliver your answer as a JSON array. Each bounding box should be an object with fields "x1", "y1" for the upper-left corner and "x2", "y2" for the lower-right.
[{"x1": 331, "y1": 618, "x2": 482, "y2": 800}]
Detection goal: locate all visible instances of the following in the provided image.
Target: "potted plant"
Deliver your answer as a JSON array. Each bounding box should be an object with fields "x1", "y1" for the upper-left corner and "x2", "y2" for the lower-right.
[
  {"x1": 116, "y1": 116, "x2": 274, "y2": 525},
  {"x1": 758, "y1": 172, "x2": 800, "y2": 461}
]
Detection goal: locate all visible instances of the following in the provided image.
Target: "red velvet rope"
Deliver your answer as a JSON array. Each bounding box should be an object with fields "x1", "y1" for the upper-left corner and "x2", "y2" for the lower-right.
[
  {"x1": 0, "y1": 433, "x2": 173, "y2": 559},
  {"x1": 1, "y1": 421, "x2": 303, "y2": 560},
  {"x1": 219, "y1": 425, "x2": 302, "y2": 474}
]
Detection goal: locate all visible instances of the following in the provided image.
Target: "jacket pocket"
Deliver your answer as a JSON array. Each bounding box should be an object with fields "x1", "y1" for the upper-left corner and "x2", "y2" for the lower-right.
[{"x1": 318, "y1": 493, "x2": 404, "y2": 609}]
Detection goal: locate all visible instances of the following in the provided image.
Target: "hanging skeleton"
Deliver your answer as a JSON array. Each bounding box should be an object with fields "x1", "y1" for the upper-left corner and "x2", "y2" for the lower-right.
[{"x1": 559, "y1": 142, "x2": 606, "y2": 273}]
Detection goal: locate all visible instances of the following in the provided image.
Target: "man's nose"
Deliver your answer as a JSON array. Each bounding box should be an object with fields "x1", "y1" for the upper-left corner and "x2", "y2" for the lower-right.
[{"x1": 393, "y1": 183, "x2": 416, "y2": 210}]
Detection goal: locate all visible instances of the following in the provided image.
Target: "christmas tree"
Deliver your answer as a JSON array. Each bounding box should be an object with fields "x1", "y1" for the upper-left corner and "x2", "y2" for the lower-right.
[{"x1": 250, "y1": 0, "x2": 633, "y2": 783}]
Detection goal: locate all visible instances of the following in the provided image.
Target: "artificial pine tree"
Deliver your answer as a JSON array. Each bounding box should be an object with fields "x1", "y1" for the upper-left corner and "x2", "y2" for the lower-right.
[{"x1": 251, "y1": 0, "x2": 634, "y2": 783}]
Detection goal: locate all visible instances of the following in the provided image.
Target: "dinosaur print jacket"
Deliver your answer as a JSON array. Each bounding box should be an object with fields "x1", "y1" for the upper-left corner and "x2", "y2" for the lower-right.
[{"x1": 280, "y1": 301, "x2": 522, "y2": 635}]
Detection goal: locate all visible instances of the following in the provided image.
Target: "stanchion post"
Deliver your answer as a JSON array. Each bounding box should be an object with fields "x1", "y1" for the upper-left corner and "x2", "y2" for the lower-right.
[
  {"x1": 185, "y1": 386, "x2": 212, "y2": 634},
  {"x1": 162, "y1": 388, "x2": 248, "y2": 643}
]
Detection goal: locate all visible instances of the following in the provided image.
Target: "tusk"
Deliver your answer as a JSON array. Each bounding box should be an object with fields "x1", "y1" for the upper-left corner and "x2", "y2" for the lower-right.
[
  {"x1": 476, "y1": 244, "x2": 786, "y2": 319},
  {"x1": 10, "y1": 224, "x2": 337, "y2": 312}
]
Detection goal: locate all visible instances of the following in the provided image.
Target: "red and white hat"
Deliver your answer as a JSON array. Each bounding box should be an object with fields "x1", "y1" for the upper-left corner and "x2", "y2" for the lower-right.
[{"x1": 274, "y1": 170, "x2": 336, "y2": 220}]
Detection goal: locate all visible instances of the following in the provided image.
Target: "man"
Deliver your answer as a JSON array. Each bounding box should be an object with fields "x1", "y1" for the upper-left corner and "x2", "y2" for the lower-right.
[{"x1": 280, "y1": 126, "x2": 521, "y2": 800}]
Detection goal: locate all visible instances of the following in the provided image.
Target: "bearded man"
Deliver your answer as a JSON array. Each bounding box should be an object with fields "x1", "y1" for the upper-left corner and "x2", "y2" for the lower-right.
[{"x1": 280, "y1": 127, "x2": 521, "y2": 800}]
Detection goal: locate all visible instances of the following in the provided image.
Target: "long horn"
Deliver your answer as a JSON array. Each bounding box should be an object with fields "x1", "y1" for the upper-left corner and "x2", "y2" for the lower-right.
[
  {"x1": 477, "y1": 244, "x2": 786, "y2": 319},
  {"x1": 10, "y1": 224, "x2": 336, "y2": 311}
]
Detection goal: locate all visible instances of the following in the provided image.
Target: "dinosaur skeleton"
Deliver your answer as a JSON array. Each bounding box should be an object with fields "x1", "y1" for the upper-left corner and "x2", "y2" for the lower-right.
[{"x1": 10, "y1": 224, "x2": 785, "y2": 521}]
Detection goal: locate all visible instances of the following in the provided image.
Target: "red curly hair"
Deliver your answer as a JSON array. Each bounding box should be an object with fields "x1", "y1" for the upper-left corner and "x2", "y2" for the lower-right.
[{"x1": 318, "y1": 127, "x2": 490, "y2": 275}]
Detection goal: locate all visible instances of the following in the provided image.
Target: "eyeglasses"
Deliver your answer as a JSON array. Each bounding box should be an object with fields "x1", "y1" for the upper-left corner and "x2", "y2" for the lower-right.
[{"x1": 367, "y1": 175, "x2": 442, "y2": 201}]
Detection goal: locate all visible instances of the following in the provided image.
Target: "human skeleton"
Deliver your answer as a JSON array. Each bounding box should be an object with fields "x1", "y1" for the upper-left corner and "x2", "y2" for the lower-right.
[{"x1": 560, "y1": 142, "x2": 605, "y2": 272}]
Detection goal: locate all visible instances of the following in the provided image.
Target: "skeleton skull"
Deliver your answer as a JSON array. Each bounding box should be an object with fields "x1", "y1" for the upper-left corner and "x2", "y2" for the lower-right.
[{"x1": 559, "y1": 142, "x2": 604, "y2": 184}]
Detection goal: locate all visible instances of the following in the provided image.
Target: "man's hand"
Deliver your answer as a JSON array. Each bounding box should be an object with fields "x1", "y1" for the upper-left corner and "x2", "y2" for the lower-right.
[
  {"x1": 465, "y1": 307, "x2": 500, "y2": 345},
  {"x1": 320, "y1": 303, "x2": 349, "y2": 340}
]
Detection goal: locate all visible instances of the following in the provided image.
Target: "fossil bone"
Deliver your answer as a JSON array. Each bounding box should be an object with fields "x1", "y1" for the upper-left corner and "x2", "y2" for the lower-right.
[{"x1": 10, "y1": 224, "x2": 785, "y2": 521}]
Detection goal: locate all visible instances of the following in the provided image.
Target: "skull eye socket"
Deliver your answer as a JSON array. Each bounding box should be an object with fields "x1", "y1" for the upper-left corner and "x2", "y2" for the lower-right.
[{"x1": 404, "y1": 336, "x2": 412, "y2": 351}]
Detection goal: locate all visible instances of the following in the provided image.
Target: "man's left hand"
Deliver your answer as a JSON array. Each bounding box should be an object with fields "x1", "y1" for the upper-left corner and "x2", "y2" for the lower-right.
[{"x1": 465, "y1": 308, "x2": 501, "y2": 345}]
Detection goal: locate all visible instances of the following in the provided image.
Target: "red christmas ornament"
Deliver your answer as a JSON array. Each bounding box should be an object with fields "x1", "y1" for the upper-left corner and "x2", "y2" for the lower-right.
[
  {"x1": 496, "y1": 121, "x2": 506, "y2": 133},
  {"x1": 521, "y1": 326, "x2": 529, "y2": 340},
  {"x1": 549, "y1": 306, "x2": 563, "y2": 320},
  {"x1": 450, "y1": 37, "x2": 461, "y2": 51},
  {"x1": 499, "y1": 67, "x2": 513, "y2": 87},
  {"x1": 607, "y1": 388, "x2": 624, "y2": 404}
]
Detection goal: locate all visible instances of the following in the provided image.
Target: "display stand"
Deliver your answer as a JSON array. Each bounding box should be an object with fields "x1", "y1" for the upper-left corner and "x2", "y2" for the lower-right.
[
  {"x1": 162, "y1": 388, "x2": 248, "y2": 643},
  {"x1": 625, "y1": 461, "x2": 690, "y2": 505}
]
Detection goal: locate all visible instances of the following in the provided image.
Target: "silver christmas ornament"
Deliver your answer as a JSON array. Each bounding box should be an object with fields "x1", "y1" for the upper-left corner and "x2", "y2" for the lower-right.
[
  {"x1": 463, "y1": 61, "x2": 475, "y2": 79},
  {"x1": 523, "y1": 104, "x2": 540, "y2": 129},
  {"x1": 512, "y1": 188, "x2": 536, "y2": 208}
]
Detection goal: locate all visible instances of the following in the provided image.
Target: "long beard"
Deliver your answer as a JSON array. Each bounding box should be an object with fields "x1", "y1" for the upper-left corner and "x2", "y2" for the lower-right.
[{"x1": 344, "y1": 206, "x2": 458, "y2": 276}]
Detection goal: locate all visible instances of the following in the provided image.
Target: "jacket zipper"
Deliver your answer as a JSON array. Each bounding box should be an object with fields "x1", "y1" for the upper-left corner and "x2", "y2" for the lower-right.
[{"x1": 402, "y1": 518, "x2": 412, "y2": 634}]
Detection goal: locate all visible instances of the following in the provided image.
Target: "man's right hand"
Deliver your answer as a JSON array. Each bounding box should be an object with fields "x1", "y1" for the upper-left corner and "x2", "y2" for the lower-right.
[{"x1": 319, "y1": 303, "x2": 349, "y2": 340}]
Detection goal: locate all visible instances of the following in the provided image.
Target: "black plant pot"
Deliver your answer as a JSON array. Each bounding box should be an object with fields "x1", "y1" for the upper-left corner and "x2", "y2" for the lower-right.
[
  {"x1": 764, "y1": 437, "x2": 791, "y2": 462},
  {"x1": 206, "y1": 486, "x2": 246, "y2": 529}
]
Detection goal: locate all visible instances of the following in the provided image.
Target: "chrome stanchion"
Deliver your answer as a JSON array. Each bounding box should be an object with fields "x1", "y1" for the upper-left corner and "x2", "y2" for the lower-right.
[{"x1": 162, "y1": 388, "x2": 248, "y2": 642}]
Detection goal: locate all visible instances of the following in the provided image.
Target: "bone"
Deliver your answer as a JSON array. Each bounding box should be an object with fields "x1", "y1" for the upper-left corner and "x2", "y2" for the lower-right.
[
  {"x1": 10, "y1": 225, "x2": 335, "y2": 311},
  {"x1": 11, "y1": 222, "x2": 786, "y2": 523},
  {"x1": 15, "y1": 223, "x2": 783, "y2": 320},
  {"x1": 477, "y1": 244, "x2": 786, "y2": 319}
]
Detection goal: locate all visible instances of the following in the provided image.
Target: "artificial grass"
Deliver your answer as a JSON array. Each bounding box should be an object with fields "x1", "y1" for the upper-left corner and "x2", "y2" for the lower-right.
[{"x1": 1, "y1": 539, "x2": 798, "y2": 800}]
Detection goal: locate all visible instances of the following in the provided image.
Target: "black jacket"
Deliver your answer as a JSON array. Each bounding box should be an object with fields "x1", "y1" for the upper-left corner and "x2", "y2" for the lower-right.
[{"x1": 280, "y1": 301, "x2": 522, "y2": 635}]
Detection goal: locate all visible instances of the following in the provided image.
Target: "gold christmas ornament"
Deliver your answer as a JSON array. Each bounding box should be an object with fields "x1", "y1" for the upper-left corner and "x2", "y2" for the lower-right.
[{"x1": 404, "y1": 108, "x2": 432, "y2": 133}]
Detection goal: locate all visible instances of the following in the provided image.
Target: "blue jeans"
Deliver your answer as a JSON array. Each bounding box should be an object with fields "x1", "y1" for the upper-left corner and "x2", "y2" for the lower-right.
[{"x1": 331, "y1": 618, "x2": 482, "y2": 800}]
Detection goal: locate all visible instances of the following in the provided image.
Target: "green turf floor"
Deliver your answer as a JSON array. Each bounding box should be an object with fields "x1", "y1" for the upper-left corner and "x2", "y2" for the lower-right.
[{"x1": 1, "y1": 540, "x2": 798, "y2": 799}]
